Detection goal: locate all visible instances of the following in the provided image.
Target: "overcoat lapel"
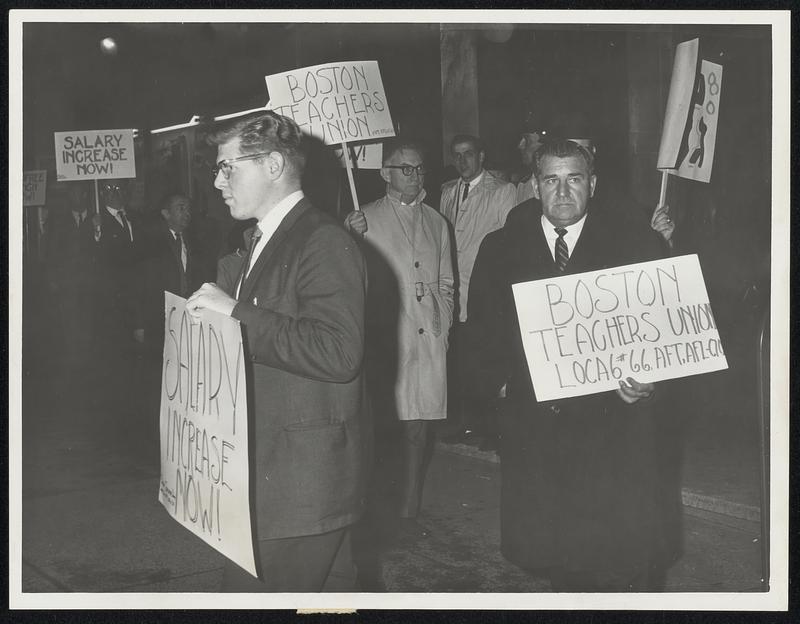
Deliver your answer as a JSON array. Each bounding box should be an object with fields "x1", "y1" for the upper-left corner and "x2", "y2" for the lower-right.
[
  {"x1": 238, "y1": 199, "x2": 310, "y2": 302},
  {"x1": 509, "y1": 208, "x2": 558, "y2": 284}
]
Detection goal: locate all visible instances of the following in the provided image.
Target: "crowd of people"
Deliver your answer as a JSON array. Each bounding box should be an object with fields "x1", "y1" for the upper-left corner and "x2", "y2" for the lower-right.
[{"x1": 33, "y1": 108, "x2": 688, "y2": 593}]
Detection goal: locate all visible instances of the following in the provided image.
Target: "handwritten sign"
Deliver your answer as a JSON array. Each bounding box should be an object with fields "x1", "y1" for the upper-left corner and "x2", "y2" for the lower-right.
[
  {"x1": 54, "y1": 129, "x2": 136, "y2": 180},
  {"x1": 266, "y1": 61, "x2": 395, "y2": 145},
  {"x1": 158, "y1": 292, "x2": 256, "y2": 577},
  {"x1": 333, "y1": 141, "x2": 383, "y2": 169},
  {"x1": 657, "y1": 39, "x2": 723, "y2": 183},
  {"x1": 23, "y1": 170, "x2": 47, "y2": 206},
  {"x1": 674, "y1": 59, "x2": 722, "y2": 183},
  {"x1": 512, "y1": 255, "x2": 728, "y2": 401}
]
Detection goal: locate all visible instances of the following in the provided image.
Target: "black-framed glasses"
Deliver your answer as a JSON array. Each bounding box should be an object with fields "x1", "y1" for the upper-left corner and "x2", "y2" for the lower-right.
[
  {"x1": 101, "y1": 184, "x2": 122, "y2": 193},
  {"x1": 384, "y1": 164, "x2": 426, "y2": 177},
  {"x1": 212, "y1": 152, "x2": 271, "y2": 180}
]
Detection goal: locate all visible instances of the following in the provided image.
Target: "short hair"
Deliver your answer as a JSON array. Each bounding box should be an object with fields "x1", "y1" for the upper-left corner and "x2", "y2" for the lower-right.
[
  {"x1": 382, "y1": 139, "x2": 425, "y2": 166},
  {"x1": 533, "y1": 139, "x2": 595, "y2": 177},
  {"x1": 450, "y1": 134, "x2": 483, "y2": 154},
  {"x1": 159, "y1": 192, "x2": 190, "y2": 213},
  {"x1": 207, "y1": 110, "x2": 307, "y2": 177}
]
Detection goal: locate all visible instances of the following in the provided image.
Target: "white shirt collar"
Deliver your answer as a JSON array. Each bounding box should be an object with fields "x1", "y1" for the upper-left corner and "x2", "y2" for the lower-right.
[
  {"x1": 462, "y1": 170, "x2": 484, "y2": 190},
  {"x1": 541, "y1": 212, "x2": 588, "y2": 262},
  {"x1": 256, "y1": 190, "x2": 304, "y2": 244},
  {"x1": 243, "y1": 189, "x2": 304, "y2": 278}
]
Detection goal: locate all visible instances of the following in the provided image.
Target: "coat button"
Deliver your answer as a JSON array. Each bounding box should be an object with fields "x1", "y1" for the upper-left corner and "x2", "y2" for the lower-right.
[
  {"x1": 414, "y1": 261, "x2": 420, "y2": 268},
  {"x1": 250, "y1": 354, "x2": 257, "y2": 361},
  {"x1": 418, "y1": 328, "x2": 424, "y2": 334},
  {"x1": 550, "y1": 405, "x2": 560, "y2": 414}
]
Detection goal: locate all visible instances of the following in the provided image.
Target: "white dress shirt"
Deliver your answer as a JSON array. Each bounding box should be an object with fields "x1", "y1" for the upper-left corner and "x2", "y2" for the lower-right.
[
  {"x1": 246, "y1": 190, "x2": 305, "y2": 276},
  {"x1": 541, "y1": 213, "x2": 587, "y2": 262}
]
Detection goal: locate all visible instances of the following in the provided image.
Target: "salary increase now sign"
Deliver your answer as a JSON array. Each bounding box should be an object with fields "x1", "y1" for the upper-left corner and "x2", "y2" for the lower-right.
[
  {"x1": 54, "y1": 129, "x2": 136, "y2": 181},
  {"x1": 266, "y1": 60, "x2": 395, "y2": 145},
  {"x1": 512, "y1": 254, "x2": 728, "y2": 401},
  {"x1": 158, "y1": 292, "x2": 256, "y2": 577}
]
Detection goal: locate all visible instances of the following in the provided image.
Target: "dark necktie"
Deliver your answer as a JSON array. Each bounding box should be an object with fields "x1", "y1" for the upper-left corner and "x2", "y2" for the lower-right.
[
  {"x1": 455, "y1": 181, "x2": 469, "y2": 222},
  {"x1": 554, "y1": 227, "x2": 569, "y2": 272},
  {"x1": 235, "y1": 226, "x2": 263, "y2": 298},
  {"x1": 174, "y1": 232, "x2": 186, "y2": 269},
  {"x1": 118, "y1": 209, "x2": 132, "y2": 241}
]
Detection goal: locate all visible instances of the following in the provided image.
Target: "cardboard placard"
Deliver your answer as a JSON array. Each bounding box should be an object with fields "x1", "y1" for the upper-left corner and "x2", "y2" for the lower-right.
[
  {"x1": 158, "y1": 293, "x2": 256, "y2": 577},
  {"x1": 266, "y1": 61, "x2": 395, "y2": 145},
  {"x1": 657, "y1": 39, "x2": 723, "y2": 183},
  {"x1": 23, "y1": 170, "x2": 47, "y2": 206},
  {"x1": 512, "y1": 255, "x2": 728, "y2": 401},
  {"x1": 333, "y1": 141, "x2": 383, "y2": 169},
  {"x1": 54, "y1": 129, "x2": 136, "y2": 180}
]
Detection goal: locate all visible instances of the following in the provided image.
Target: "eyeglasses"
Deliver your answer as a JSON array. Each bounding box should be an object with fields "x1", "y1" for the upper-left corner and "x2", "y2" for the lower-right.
[
  {"x1": 102, "y1": 184, "x2": 122, "y2": 193},
  {"x1": 384, "y1": 164, "x2": 426, "y2": 177},
  {"x1": 212, "y1": 152, "x2": 271, "y2": 180}
]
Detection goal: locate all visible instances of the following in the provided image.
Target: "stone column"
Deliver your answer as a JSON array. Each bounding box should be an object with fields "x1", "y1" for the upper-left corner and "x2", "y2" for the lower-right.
[{"x1": 440, "y1": 25, "x2": 479, "y2": 165}]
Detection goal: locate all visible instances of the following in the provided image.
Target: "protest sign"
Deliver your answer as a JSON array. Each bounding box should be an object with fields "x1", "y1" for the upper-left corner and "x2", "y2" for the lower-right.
[
  {"x1": 266, "y1": 60, "x2": 395, "y2": 146},
  {"x1": 333, "y1": 141, "x2": 383, "y2": 169},
  {"x1": 158, "y1": 292, "x2": 256, "y2": 577},
  {"x1": 657, "y1": 39, "x2": 723, "y2": 185},
  {"x1": 512, "y1": 254, "x2": 728, "y2": 402},
  {"x1": 23, "y1": 170, "x2": 47, "y2": 206},
  {"x1": 54, "y1": 129, "x2": 136, "y2": 181}
]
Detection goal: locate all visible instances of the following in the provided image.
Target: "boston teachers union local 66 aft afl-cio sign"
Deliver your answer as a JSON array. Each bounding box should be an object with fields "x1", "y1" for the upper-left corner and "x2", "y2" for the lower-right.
[{"x1": 513, "y1": 254, "x2": 728, "y2": 402}]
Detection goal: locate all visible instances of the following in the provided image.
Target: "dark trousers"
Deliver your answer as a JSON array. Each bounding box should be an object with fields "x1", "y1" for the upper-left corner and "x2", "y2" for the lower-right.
[
  {"x1": 221, "y1": 527, "x2": 357, "y2": 592},
  {"x1": 447, "y1": 322, "x2": 498, "y2": 438}
]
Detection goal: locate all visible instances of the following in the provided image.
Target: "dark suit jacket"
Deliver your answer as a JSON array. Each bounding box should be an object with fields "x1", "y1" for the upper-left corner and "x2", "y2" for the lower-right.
[
  {"x1": 465, "y1": 200, "x2": 677, "y2": 578},
  {"x1": 136, "y1": 220, "x2": 209, "y2": 354},
  {"x1": 93, "y1": 207, "x2": 143, "y2": 331},
  {"x1": 45, "y1": 208, "x2": 95, "y2": 292},
  {"x1": 217, "y1": 197, "x2": 370, "y2": 540}
]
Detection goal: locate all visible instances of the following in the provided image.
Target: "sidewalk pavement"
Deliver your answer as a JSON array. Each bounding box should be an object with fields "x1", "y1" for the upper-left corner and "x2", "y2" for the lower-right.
[{"x1": 18, "y1": 374, "x2": 764, "y2": 594}]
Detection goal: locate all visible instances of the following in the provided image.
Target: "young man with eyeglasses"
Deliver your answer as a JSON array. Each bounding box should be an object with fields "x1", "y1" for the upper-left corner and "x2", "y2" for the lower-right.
[
  {"x1": 344, "y1": 140, "x2": 455, "y2": 520},
  {"x1": 186, "y1": 110, "x2": 370, "y2": 592},
  {"x1": 439, "y1": 134, "x2": 516, "y2": 451}
]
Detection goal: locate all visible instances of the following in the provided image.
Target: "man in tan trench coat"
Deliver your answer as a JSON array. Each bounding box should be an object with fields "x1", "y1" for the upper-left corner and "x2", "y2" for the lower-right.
[{"x1": 345, "y1": 140, "x2": 455, "y2": 518}]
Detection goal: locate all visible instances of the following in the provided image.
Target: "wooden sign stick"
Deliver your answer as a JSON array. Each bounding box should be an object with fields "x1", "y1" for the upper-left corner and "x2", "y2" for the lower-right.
[{"x1": 340, "y1": 142, "x2": 360, "y2": 212}]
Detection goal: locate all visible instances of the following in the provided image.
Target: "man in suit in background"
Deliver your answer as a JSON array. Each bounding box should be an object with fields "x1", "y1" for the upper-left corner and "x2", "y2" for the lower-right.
[
  {"x1": 91, "y1": 178, "x2": 143, "y2": 413},
  {"x1": 134, "y1": 193, "x2": 209, "y2": 458},
  {"x1": 465, "y1": 139, "x2": 678, "y2": 591},
  {"x1": 186, "y1": 110, "x2": 370, "y2": 592},
  {"x1": 439, "y1": 134, "x2": 516, "y2": 450}
]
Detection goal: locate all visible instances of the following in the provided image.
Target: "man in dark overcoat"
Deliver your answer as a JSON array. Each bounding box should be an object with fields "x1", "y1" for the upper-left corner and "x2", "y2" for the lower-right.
[{"x1": 465, "y1": 139, "x2": 678, "y2": 591}]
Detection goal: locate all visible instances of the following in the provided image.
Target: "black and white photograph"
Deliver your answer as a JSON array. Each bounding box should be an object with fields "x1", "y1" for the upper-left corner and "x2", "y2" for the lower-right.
[{"x1": 9, "y1": 9, "x2": 790, "y2": 611}]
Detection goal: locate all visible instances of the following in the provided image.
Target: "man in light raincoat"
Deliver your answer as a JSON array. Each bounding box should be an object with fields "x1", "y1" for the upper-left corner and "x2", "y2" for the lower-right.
[
  {"x1": 345, "y1": 140, "x2": 455, "y2": 518},
  {"x1": 440, "y1": 134, "x2": 517, "y2": 449}
]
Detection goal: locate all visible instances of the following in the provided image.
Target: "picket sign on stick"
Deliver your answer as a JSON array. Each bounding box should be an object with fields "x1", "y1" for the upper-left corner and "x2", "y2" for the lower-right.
[
  {"x1": 265, "y1": 60, "x2": 395, "y2": 214},
  {"x1": 340, "y1": 142, "x2": 361, "y2": 212},
  {"x1": 656, "y1": 38, "x2": 723, "y2": 186}
]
